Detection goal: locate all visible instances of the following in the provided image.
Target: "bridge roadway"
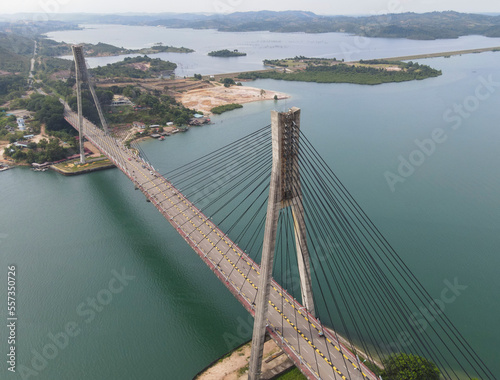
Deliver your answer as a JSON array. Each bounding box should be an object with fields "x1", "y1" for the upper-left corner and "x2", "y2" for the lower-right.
[{"x1": 64, "y1": 106, "x2": 378, "y2": 380}]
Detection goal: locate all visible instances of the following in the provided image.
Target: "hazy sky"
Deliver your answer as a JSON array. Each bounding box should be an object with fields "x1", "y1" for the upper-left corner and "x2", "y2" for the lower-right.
[{"x1": 3, "y1": 0, "x2": 499, "y2": 15}]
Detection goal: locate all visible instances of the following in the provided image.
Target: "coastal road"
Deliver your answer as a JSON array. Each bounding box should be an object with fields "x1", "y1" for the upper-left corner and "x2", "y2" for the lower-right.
[{"x1": 63, "y1": 105, "x2": 378, "y2": 380}]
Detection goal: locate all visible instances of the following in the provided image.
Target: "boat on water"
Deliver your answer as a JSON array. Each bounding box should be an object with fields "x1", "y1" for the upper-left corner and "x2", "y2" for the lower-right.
[{"x1": 159, "y1": 136, "x2": 165, "y2": 141}]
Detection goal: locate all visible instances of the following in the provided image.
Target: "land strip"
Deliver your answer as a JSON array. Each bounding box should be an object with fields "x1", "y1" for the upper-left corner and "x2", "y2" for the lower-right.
[{"x1": 378, "y1": 46, "x2": 500, "y2": 62}]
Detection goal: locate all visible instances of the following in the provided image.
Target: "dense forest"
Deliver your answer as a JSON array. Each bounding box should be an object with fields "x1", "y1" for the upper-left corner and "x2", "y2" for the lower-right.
[
  {"x1": 0, "y1": 32, "x2": 33, "y2": 73},
  {"x1": 239, "y1": 61, "x2": 442, "y2": 85},
  {"x1": 0, "y1": 76, "x2": 26, "y2": 104}
]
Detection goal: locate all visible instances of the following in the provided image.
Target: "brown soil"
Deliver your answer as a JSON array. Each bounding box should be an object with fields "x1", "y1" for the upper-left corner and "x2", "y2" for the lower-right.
[
  {"x1": 197, "y1": 339, "x2": 289, "y2": 380},
  {"x1": 178, "y1": 84, "x2": 289, "y2": 114}
]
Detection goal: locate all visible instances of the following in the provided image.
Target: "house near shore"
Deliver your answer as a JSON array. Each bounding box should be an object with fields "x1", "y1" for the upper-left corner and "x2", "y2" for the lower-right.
[{"x1": 111, "y1": 96, "x2": 134, "y2": 107}]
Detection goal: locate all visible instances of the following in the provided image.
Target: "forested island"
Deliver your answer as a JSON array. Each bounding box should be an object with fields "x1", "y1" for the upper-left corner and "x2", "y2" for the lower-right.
[
  {"x1": 239, "y1": 58, "x2": 442, "y2": 85},
  {"x1": 91, "y1": 56, "x2": 177, "y2": 78},
  {"x1": 208, "y1": 49, "x2": 247, "y2": 57}
]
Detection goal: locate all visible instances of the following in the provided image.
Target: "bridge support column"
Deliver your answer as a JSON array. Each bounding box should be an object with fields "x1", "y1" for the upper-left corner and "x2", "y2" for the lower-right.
[
  {"x1": 72, "y1": 46, "x2": 85, "y2": 165},
  {"x1": 248, "y1": 108, "x2": 315, "y2": 380}
]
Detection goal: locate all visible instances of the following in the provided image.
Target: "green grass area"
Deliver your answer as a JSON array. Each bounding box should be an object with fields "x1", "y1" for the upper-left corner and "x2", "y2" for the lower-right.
[
  {"x1": 211, "y1": 103, "x2": 243, "y2": 114},
  {"x1": 53, "y1": 158, "x2": 114, "y2": 173},
  {"x1": 275, "y1": 367, "x2": 307, "y2": 380}
]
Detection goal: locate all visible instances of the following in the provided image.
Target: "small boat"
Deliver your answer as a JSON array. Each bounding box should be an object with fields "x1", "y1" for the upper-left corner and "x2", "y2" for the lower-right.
[{"x1": 159, "y1": 136, "x2": 165, "y2": 141}]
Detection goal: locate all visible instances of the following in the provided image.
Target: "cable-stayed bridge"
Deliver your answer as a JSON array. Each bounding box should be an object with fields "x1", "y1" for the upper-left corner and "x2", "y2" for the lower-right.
[{"x1": 59, "y1": 46, "x2": 494, "y2": 380}]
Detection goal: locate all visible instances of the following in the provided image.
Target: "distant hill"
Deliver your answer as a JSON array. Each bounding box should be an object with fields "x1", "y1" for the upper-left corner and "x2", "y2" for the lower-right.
[
  {"x1": 40, "y1": 10, "x2": 500, "y2": 40},
  {"x1": 3, "y1": 11, "x2": 500, "y2": 40},
  {"x1": 148, "y1": 11, "x2": 500, "y2": 39},
  {"x1": 0, "y1": 32, "x2": 32, "y2": 73}
]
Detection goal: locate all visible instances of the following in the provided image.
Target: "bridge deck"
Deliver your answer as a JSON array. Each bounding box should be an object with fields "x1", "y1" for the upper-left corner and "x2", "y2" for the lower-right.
[{"x1": 64, "y1": 106, "x2": 377, "y2": 380}]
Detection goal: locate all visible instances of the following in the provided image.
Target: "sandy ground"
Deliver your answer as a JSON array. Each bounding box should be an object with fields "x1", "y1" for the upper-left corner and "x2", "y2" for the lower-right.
[
  {"x1": 197, "y1": 339, "x2": 290, "y2": 380},
  {"x1": 178, "y1": 85, "x2": 289, "y2": 114}
]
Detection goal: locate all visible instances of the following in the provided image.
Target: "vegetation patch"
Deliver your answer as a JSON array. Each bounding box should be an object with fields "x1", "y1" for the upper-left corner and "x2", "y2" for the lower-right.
[
  {"x1": 275, "y1": 367, "x2": 307, "y2": 379},
  {"x1": 237, "y1": 364, "x2": 249, "y2": 376},
  {"x1": 210, "y1": 103, "x2": 243, "y2": 114},
  {"x1": 381, "y1": 353, "x2": 440, "y2": 379}
]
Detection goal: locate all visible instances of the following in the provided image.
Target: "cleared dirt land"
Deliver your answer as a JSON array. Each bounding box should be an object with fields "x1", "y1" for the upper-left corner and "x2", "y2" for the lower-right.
[{"x1": 178, "y1": 84, "x2": 289, "y2": 114}]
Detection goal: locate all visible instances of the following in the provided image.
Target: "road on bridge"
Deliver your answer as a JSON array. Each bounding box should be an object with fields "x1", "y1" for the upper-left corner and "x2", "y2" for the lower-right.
[{"x1": 63, "y1": 105, "x2": 377, "y2": 380}]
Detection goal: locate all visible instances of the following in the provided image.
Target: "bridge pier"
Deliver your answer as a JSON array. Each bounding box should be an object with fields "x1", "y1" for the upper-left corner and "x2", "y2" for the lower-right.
[
  {"x1": 248, "y1": 108, "x2": 315, "y2": 380},
  {"x1": 72, "y1": 46, "x2": 86, "y2": 164}
]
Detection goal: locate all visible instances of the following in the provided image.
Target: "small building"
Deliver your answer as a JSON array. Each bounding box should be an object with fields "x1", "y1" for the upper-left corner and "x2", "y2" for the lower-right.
[
  {"x1": 110, "y1": 96, "x2": 133, "y2": 107},
  {"x1": 24, "y1": 134, "x2": 35, "y2": 139},
  {"x1": 166, "y1": 122, "x2": 174, "y2": 126},
  {"x1": 17, "y1": 118, "x2": 26, "y2": 131},
  {"x1": 14, "y1": 141, "x2": 29, "y2": 148},
  {"x1": 150, "y1": 134, "x2": 161, "y2": 139},
  {"x1": 133, "y1": 121, "x2": 146, "y2": 129}
]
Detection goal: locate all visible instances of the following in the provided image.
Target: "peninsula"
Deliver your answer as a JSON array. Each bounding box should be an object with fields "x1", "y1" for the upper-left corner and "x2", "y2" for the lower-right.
[{"x1": 239, "y1": 57, "x2": 442, "y2": 85}]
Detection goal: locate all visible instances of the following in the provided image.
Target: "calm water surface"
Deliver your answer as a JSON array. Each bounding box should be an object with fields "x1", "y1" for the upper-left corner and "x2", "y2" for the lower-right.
[{"x1": 1, "y1": 26, "x2": 499, "y2": 379}]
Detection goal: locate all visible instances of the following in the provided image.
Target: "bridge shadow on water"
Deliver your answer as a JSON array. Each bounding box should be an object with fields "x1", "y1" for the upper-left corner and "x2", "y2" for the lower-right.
[{"x1": 83, "y1": 170, "x2": 253, "y2": 366}]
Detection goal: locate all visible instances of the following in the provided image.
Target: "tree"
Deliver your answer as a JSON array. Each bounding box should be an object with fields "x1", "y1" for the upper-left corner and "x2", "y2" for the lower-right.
[
  {"x1": 382, "y1": 353, "x2": 440, "y2": 380},
  {"x1": 38, "y1": 139, "x2": 48, "y2": 149},
  {"x1": 26, "y1": 149, "x2": 36, "y2": 164},
  {"x1": 222, "y1": 77, "x2": 235, "y2": 87}
]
